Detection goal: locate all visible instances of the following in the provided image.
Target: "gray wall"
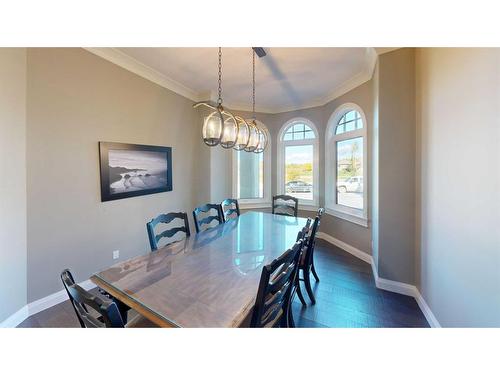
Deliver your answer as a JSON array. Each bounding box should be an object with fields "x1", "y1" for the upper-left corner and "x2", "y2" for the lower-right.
[
  {"x1": 26, "y1": 48, "x2": 209, "y2": 302},
  {"x1": 416, "y1": 48, "x2": 500, "y2": 326},
  {"x1": 0, "y1": 48, "x2": 28, "y2": 321},
  {"x1": 376, "y1": 48, "x2": 416, "y2": 284},
  {"x1": 215, "y1": 81, "x2": 374, "y2": 255}
]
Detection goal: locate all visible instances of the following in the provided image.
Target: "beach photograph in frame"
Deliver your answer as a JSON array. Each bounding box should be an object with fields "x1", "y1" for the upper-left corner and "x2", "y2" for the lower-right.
[{"x1": 99, "y1": 142, "x2": 172, "y2": 202}]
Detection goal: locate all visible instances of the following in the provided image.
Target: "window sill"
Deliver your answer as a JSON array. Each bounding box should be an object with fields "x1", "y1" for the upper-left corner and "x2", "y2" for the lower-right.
[
  {"x1": 298, "y1": 204, "x2": 320, "y2": 213},
  {"x1": 325, "y1": 207, "x2": 368, "y2": 227},
  {"x1": 239, "y1": 202, "x2": 271, "y2": 210}
]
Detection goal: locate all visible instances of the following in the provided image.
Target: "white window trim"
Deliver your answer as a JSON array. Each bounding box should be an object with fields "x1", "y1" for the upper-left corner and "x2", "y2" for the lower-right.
[
  {"x1": 232, "y1": 140, "x2": 272, "y2": 209},
  {"x1": 277, "y1": 117, "x2": 319, "y2": 208},
  {"x1": 325, "y1": 103, "x2": 368, "y2": 227}
]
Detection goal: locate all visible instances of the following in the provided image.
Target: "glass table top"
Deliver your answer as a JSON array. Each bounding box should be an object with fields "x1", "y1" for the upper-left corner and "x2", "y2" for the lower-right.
[{"x1": 92, "y1": 211, "x2": 308, "y2": 327}]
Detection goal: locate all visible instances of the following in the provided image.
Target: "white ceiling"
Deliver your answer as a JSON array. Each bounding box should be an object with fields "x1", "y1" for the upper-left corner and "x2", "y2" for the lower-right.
[{"x1": 87, "y1": 47, "x2": 380, "y2": 113}]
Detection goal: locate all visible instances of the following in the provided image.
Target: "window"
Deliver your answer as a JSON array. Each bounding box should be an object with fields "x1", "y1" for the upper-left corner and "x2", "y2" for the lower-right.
[
  {"x1": 232, "y1": 129, "x2": 271, "y2": 208},
  {"x1": 326, "y1": 104, "x2": 368, "y2": 226},
  {"x1": 278, "y1": 118, "x2": 319, "y2": 206}
]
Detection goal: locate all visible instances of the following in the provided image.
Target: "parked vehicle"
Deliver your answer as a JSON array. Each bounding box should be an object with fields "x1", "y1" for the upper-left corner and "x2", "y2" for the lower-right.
[
  {"x1": 285, "y1": 180, "x2": 312, "y2": 193},
  {"x1": 337, "y1": 176, "x2": 363, "y2": 193}
]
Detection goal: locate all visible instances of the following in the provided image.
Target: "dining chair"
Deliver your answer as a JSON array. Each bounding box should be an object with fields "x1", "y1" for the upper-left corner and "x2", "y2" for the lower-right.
[
  {"x1": 296, "y1": 212, "x2": 322, "y2": 306},
  {"x1": 146, "y1": 212, "x2": 191, "y2": 251},
  {"x1": 192, "y1": 203, "x2": 223, "y2": 233},
  {"x1": 60, "y1": 269, "x2": 156, "y2": 328},
  {"x1": 250, "y1": 239, "x2": 303, "y2": 328},
  {"x1": 220, "y1": 198, "x2": 240, "y2": 222},
  {"x1": 310, "y1": 207, "x2": 325, "y2": 282},
  {"x1": 272, "y1": 195, "x2": 299, "y2": 217}
]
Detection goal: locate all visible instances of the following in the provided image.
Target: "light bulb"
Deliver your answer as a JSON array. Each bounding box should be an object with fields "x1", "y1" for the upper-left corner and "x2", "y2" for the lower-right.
[
  {"x1": 220, "y1": 112, "x2": 238, "y2": 149},
  {"x1": 233, "y1": 116, "x2": 250, "y2": 151},
  {"x1": 244, "y1": 120, "x2": 260, "y2": 152},
  {"x1": 202, "y1": 109, "x2": 224, "y2": 146}
]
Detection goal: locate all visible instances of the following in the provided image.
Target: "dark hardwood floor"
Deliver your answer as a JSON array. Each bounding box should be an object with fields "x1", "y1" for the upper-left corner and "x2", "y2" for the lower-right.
[{"x1": 17, "y1": 239, "x2": 429, "y2": 328}]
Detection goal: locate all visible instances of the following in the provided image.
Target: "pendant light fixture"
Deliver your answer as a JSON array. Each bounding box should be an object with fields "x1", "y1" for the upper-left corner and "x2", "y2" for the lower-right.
[
  {"x1": 193, "y1": 48, "x2": 238, "y2": 148},
  {"x1": 233, "y1": 115, "x2": 250, "y2": 151},
  {"x1": 245, "y1": 48, "x2": 268, "y2": 153}
]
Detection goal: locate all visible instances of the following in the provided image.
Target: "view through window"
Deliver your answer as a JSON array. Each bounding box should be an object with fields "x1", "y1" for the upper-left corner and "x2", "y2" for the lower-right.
[
  {"x1": 285, "y1": 144, "x2": 313, "y2": 201},
  {"x1": 282, "y1": 121, "x2": 316, "y2": 202},
  {"x1": 335, "y1": 110, "x2": 364, "y2": 210}
]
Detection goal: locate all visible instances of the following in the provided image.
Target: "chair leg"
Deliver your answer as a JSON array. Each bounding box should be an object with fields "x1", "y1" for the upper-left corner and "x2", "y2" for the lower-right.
[
  {"x1": 296, "y1": 281, "x2": 307, "y2": 306},
  {"x1": 304, "y1": 270, "x2": 316, "y2": 305},
  {"x1": 287, "y1": 306, "x2": 295, "y2": 328},
  {"x1": 311, "y1": 262, "x2": 320, "y2": 282}
]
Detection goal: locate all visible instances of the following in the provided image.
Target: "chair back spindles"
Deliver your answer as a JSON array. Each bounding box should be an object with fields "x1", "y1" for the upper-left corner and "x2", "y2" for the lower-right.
[
  {"x1": 147, "y1": 212, "x2": 191, "y2": 251},
  {"x1": 272, "y1": 195, "x2": 299, "y2": 217},
  {"x1": 220, "y1": 198, "x2": 240, "y2": 222},
  {"x1": 193, "y1": 203, "x2": 224, "y2": 233},
  {"x1": 61, "y1": 269, "x2": 125, "y2": 328},
  {"x1": 250, "y1": 240, "x2": 302, "y2": 328}
]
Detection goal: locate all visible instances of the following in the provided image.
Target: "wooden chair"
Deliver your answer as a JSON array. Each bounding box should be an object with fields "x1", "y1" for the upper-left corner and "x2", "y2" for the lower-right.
[
  {"x1": 272, "y1": 195, "x2": 299, "y2": 217},
  {"x1": 193, "y1": 203, "x2": 223, "y2": 233},
  {"x1": 61, "y1": 269, "x2": 156, "y2": 328},
  {"x1": 296, "y1": 212, "x2": 322, "y2": 306},
  {"x1": 220, "y1": 198, "x2": 240, "y2": 222},
  {"x1": 250, "y1": 240, "x2": 303, "y2": 328},
  {"x1": 146, "y1": 212, "x2": 191, "y2": 251},
  {"x1": 310, "y1": 208, "x2": 325, "y2": 282}
]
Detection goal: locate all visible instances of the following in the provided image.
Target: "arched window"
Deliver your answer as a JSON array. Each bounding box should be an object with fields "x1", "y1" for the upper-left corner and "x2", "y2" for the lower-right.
[
  {"x1": 325, "y1": 104, "x2": 368, "y2": 226},
  {"x1": 232, "y1": 125, "x2": 271, "y2": 208},
  {"x1": 277, "y1": 118, "x2": 319, "y2": 206}
]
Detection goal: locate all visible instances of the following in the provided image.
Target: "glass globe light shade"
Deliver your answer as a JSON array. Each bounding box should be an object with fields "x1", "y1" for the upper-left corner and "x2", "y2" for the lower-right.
[
  {"x1": 233, "y1": 116, "x2": 250, "y2": 151},
  {"x1": 220, "y1": 111, "x2": 238, "y2": 149},
  {"x1": 202, "y1": 109, "x2": 224, "y2": 146},
  {"x1": 244, "y1": 119, "x2": 260, "y2": 152},
  {"x1": 253, "y1": 120, "x2": 268, "y2": 153}
]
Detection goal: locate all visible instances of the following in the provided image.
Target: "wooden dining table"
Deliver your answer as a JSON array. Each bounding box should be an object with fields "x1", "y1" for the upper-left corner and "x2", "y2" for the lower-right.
[{"x1": 91, "y1": 211, "x2": 308, "y2": 327}]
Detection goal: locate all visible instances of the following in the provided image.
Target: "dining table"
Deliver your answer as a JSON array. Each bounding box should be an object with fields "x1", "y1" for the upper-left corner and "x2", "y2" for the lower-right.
[{"x1": 91, "y1": 211, "x2": 309, "y2": 327}]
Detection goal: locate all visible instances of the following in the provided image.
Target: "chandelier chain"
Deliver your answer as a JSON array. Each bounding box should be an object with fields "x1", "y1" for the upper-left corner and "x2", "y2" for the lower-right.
[
  {"x1": 217, "y1": 47, "x2": 222, "y2": 105},
  {"x1": 252, "y1": 49, "x2": 256, "y2": 118}
]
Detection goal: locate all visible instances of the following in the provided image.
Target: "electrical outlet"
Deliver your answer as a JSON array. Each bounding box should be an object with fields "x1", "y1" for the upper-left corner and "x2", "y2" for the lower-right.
[{"x1": 113, "y1": 250, "x2": 119, "y2": 260}]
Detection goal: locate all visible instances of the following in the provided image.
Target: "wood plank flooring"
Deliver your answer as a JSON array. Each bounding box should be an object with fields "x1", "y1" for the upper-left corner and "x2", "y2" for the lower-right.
[{"x1": 17, "y1": 239, "x2": 429, "y2": 328}]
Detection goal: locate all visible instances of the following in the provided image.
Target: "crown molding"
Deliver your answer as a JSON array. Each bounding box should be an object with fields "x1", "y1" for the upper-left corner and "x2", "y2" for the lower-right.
[
  {"x1": 85, "y1": 47, "x2": 379, "y2": 115},
  {"x1": 84, "y1": 47, "x2": 200, "y2": 102}
]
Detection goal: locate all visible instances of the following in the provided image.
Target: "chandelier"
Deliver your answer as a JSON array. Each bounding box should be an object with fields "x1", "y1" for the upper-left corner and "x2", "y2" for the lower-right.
[{"x1": 193, "y1": 47, "x2": 268, "y2": 153}]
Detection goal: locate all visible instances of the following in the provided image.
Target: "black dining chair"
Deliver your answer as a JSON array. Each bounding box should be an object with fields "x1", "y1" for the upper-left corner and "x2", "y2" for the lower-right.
[
  {"x1": 250, "y1": 239, "x2": 303, "y2": 328},
  {"x1": 61, "y1": 269, "x2": 156, "y2": 328},
  {"x1": 192, "y1": 203, "x2": 223, "y2": 233},
  {"x1": 272, "y1": 195, "x2": 299, "y2": 217},
  {"x1": 296, "y1": 211, "x2": 322, "y2": 306},
  {"x1": 310, "y1": 207, "x2": 325, "y2": 282},
  {"x1": 220, "y1": 198, "x2": 240, "y2": 222},
  {"x1": 146, "y1": 212, "x2": 191, "y2": 251}
]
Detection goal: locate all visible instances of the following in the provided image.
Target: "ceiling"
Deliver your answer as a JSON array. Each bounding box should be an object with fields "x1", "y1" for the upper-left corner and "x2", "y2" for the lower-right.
[{"x1": 87, "y1": 47, "x2": 382, "y2": 114}]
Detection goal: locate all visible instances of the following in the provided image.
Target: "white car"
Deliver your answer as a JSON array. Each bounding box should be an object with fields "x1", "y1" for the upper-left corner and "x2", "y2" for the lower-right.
[{"x1": 337, "y1": 176, "x2": 363, "y2": 193}]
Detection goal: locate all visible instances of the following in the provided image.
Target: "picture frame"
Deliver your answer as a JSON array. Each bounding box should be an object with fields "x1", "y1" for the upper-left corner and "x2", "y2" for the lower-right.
[{"x1": 99, "y1": 142, "x2": 172, "y2": 202}]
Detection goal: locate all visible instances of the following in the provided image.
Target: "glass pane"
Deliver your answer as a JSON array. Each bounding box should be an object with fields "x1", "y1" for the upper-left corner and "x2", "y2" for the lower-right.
[
  {"x1": 283, "y1": 132, "x2": 293, "y2": 141},
  {"x1": 345, "y1": 110, "x2": 355, "y2": 122},
  {"x1": 293, "y1": 130, "x2": 304, "y2": 140},
  {"x1": 335, "y1": 124, "x2": 345, "y2": 135},
  {"x1": 345, "y1": 120, "x2": 356, "y2": 132},
  {"x1": 237, "y1": 151, "x2": 264, "y2": 199},
  {"x1": 293, "y1": 123, "x2": 305, "y2": 132},
  {"x1": 284, "y1": 144, "x2": 313, "y2": 201},
  {"x1": 304, "y1": 130, "x2": 315, "y2": 139},
  {"x1": 336, "y1": 137, "x2": 363, "y2": 210}
]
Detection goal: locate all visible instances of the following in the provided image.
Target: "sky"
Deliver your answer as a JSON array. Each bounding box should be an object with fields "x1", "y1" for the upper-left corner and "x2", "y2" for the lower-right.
[{"x1": 285, "y1": 145, "x2": 313, "y2": 164}]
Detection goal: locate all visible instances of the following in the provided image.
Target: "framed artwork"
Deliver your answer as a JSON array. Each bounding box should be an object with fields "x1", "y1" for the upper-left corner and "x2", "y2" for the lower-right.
[{"x1": 99, "y1": 142, "x2": 172, "y2": 202}]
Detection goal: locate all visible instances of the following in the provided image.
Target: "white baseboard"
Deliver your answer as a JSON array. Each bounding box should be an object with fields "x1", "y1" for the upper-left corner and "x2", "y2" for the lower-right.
[
  {"x1": 317, "y1": 231, "x2": 373, "y2": 264},
  {"x1": 0, "y1": 279, "x2": 96, "y2": 328},
  {"x1": 0, "y1": 305, "x2": 29, "y2": 328},
  {"x1": 414, "y1": 290, "x2": 441, "y2": 328},
  {"x1": 317, "y1": 231, "x2": 440, "y2": 328}
]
